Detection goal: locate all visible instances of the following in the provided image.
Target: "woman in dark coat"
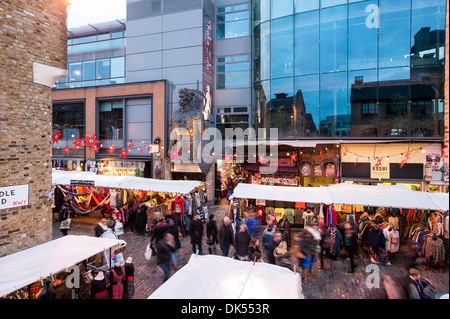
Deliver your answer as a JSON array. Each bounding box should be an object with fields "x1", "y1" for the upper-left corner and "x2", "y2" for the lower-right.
[{"x1": 235, "y1": 224, "x2": 251, "y2": 261}]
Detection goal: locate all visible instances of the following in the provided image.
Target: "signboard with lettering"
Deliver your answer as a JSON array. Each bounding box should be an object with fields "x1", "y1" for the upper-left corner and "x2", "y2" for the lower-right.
[
  {"x1": 70, "y1": 180, "x2": 95, "y2": 187},
  {"x1": 370, "y1": 159, "x2": 390, "y2": 180},
  {"x1": 0, "y1": 184, "x2": 29, "y2": 210}
]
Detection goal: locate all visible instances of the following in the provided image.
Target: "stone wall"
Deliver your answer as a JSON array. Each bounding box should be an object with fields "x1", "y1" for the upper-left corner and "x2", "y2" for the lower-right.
[{"x1": 0, "y1": 0, "x2": 68, "y2": 257}]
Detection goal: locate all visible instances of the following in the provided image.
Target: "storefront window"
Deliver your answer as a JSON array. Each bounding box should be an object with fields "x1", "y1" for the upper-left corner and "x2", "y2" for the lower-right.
[
  {"x1": 52, "y1": 103, "x2": 85, "y2": 140},
  {"x1": 99, "y1": 100, "x2": 123, "y2": 140}
]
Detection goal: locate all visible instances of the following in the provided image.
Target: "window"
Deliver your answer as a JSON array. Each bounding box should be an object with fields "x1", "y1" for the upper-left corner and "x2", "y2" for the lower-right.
[
  {"x1": 362, "y1": 103, "x2": 378, "y2": 117},
  {"x1": 96, "y1": 59, "x2": 111, "y2": 79},
  {"x1": 52, "y1": 103, "x2": 85, "y2": 141},
  {"x1": 99, "y1": 101, "x2": 123, "y2": 140},
  {"x1": 217, "y1": 4, "x2": 250, "y2": 39},
  {"x1": 411, "y1": 100, "x2": 432, "y2": 117},
  {"x1": 216, "y1": 55, "x2": 250, "y2": 89}
]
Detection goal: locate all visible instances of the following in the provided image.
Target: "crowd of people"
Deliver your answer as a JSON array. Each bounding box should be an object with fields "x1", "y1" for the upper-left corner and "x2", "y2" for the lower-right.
[{"x1": 57, "y1": 197, "x2": 443, "y2": 299}]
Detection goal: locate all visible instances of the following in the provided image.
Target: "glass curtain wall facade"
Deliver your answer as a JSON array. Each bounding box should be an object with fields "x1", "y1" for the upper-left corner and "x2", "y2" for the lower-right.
[
  {"x1": 55, "y1": 30, "x2": 126, "y2": 89},
  {"x1": 253, "y1": 0, "x2": 446, "y2": 139}
]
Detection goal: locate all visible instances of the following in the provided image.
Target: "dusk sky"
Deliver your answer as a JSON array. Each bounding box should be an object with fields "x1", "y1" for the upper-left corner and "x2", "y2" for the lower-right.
[{"x1": 67, "y1": 0, "x2": 126, "y2": 28}]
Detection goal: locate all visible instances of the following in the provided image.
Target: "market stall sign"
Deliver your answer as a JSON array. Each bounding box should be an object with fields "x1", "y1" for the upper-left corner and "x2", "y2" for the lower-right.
[
  {"x1": 370, "y1": 159, "x2": 390, "y2": 180},
  {"x1": 70, "y1": 180, "x2": 95, "y2": 187},
  {"x1": 0, "y1": 184, "x2": 29, "y2": 210}
]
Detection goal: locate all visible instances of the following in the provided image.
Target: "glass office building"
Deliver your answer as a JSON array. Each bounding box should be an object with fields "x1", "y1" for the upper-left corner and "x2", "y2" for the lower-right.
[
  {"x1": 55, "y1": 21, "x2": 126, "y2": 89},
  {"x1": 253, "y1": 0, "x2": 447, "y2": 139}
]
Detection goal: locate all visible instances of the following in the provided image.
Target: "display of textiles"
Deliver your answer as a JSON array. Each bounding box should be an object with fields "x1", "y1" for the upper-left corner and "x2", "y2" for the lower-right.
[
  {"x1": 116, "y1": 207, "x2": 129, "y2": 224},
  {"x1": 325, "y1": 206, "x2": 337, "y2": 228},
  {"x1": 369, "y1": 246, "x2": 389, "y2": 264},
  {"x1": 0, "y1": 287, "x2": 29, "y2": 299}
]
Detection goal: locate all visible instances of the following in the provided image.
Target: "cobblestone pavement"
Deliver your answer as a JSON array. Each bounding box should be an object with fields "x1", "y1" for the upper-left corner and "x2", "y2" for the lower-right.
[{"x1": 53, "y1": 205, "x2": 449, "y2": 299}]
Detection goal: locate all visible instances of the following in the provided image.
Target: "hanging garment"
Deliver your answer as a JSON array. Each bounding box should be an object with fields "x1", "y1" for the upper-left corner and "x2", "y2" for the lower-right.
[
  {"x1": 174, "y1": 197, "x2": 184, "y2": 214},
  {"x1": 284, "y1": 208, "x2": 295, "y2": 224},
  {"x1": 110, "y1": 266, "x2": 125, "y2": 299},
  {"x1": 110, "y1": 190, "x2": 118, "y2": 208},
  {"x1": 303, "y1": 211, "x2": 314, "y2": 227},
  {"x1": 274, "y1": 208, "x2": 285, "y2": 223},
  {"x1": 294, "y1": 209, "x2": 304, "y2": 226},
  {"x1": 368, "y1": 227, "x2": 386, "y2": 254},
  {"x1": 445, "y1": 215, "x2": 449, "y2": 239},
  {"x1": 255, "y1": 206, "x2": 265, "y2": 223},
  {"x1": 123, "y1": 262, "x2": 135, "y2": 299}
]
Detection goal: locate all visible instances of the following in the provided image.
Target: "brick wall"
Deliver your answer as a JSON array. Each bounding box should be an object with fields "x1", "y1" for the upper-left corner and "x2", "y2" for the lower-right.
[{"x1": 0, "y1": 0, "x2": 68, "y2": 257}]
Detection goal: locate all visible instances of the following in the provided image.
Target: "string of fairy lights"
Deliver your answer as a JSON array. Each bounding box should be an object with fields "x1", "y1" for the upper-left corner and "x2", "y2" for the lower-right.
[{"x1": 341, "y1": 145, "x2": 426, "y2": 162}]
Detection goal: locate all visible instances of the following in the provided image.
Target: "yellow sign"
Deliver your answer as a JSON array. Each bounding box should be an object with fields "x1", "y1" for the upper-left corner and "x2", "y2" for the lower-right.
[{"x1": 370, "y1": 159, "x2": 390, "y2": 180}]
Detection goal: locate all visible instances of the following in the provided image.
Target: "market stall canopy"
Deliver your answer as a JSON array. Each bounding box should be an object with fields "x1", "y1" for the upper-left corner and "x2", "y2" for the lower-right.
[
  {"x1": 0, "y1": 235, "x2": 125, "y2": 297},
  {"x1": 233, "y1": 183, "x2": 448, "y2": 211},
  {"x1": 52, "y1": 169, "x2": 203, "y2": 195},
  {"x1": 324, "y1": 183, "x2": 447, "y2": 211},
  {"x1": 232, "y1": 183, "x2": 333, "y2": 204},
  {"x1": 414, "y1": 191, "x2": 449, "y2": 212},
  {"x1": 148, "y1": 255, "x2": 303, "y2": 299}
]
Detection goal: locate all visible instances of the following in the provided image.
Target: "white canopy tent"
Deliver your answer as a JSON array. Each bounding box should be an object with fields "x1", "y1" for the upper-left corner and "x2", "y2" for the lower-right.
[
  {"x1": 0, "y1": 235, "x2": 126, "y2": 297},
  {"x1": 52, "y1": 169, "x2": 204, "y2": 195},
  {"x1": 149, "y1": 255, "x2": 303, "y2": 299},
  {"x1": 233, "y1": 183, "x2": 448, "y2": 212}
]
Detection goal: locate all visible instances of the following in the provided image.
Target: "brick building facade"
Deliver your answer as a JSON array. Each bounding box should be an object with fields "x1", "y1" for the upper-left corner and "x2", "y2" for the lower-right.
[{"x1": 0, "y1": 0, "x2": 68, "y2": 257}]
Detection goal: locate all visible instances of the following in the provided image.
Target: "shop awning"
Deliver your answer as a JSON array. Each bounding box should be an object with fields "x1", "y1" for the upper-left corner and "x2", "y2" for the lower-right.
[
  {"x1": 148, "y1": 254, "x2": 303, "y2": 299},
  {"x1": 0, "y1": 235, "x2": 125, "y2": 297},
  {"x1": 233, "y1": 183, "x2": 333, "y2": 204},
  {"x1": 52, "y1": 169, "x2": 203, "y2": 195},
  {"x1": 233, "y1": 183, "x2": 448, "y2": 211},
  {"x1": 324, "y1": 183, "x2": 445, "y2": 211}
]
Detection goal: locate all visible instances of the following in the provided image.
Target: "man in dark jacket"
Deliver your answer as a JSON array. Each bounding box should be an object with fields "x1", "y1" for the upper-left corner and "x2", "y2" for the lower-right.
[
  {"x1": 189, "y1": 213, "x2": 204, "y2": 255},
  {"x1": 218, "y1": 216, "x2": 235, "y2": 257},
  {"x1": 151, "y1": 217, "x2": 168, "y2": 244},
  {"x1": 342, "y1": 215, "x2": 359, "y2": 273},
  {"x1": 206, "y1": 214, "x2": 218, "y2": 254},
  {"x1": 156, "y1": 232, "x2": 176, "y2": 282},
  {"x1": 266, "y1": 232, "x2": 283, "y2": 264},
  {"x1": 128, "y1": 195, "x2": 139, "y2": 233}
]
